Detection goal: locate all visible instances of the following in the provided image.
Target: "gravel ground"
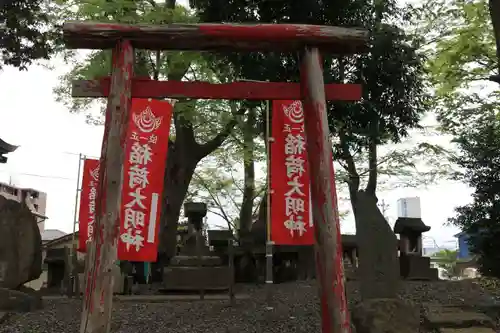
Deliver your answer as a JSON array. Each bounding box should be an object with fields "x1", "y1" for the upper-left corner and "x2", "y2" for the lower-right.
[{"x1": 1, "y1": 280, "x2": 498, "y2": 333}]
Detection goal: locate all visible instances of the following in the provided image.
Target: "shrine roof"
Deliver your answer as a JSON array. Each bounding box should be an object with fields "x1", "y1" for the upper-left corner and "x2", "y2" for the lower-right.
[
  {"x1": 63, "y1": 21, "x2": 369, "y2": 54},
  {"x1": 0, "y1": 138, "x2": 17, "y2": 154},
  {"x1": 394, "y1": 217, "x2": 431, "y2": 234}
]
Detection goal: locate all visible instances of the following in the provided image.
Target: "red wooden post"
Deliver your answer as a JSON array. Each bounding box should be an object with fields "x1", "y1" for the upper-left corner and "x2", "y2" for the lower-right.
[
  {"x1": 80, "y1": 39, "x2": 134, "y2": 333},
  {"x1": 300, "y1": 47, "x2": 350, "y2": 333}
]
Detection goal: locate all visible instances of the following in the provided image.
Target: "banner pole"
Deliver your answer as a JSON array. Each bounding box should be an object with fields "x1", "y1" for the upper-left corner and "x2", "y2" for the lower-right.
[
  {"x1": 69, "y1": 153, "x2": 84, "y2": 297},
  {"x1": 265, "y1": 97, "x2": 274, "y2": 309}
]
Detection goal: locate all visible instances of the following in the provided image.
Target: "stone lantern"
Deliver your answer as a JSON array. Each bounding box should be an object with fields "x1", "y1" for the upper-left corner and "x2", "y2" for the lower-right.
[{"x1": 393, "y1": 217, "x2": 438, "y2": 280}]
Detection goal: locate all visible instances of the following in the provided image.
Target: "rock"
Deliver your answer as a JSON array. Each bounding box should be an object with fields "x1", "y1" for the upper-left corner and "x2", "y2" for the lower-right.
[
  {"x1": 0, "y1": 287, "x2": 42, "y2": 312},
  {"x1": 0, "y1": 196, "x2": 42, "y2": 289},
  {"x1": 0, "y1": 311, "x2": 10, "y2": 324},
  {"x1": 351, "y1": 298, "x2": 421, "y2": 333},
  {"x1": 355, "y1": 191, "x2": 400, "y2": 299},
  {"x1": 16, "y1": 286, "x2": 43, "y2": 310}
]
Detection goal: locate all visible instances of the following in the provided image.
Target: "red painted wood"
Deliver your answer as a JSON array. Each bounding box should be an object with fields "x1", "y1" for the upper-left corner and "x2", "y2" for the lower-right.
[
  {"x1": 300, "y1": 48, "x2": 351, "y2": 333},
  {"x1": 72, "y1": 78, "x2": 362, "y2": 101},
  {"x1": 63, "y1": 21, "x2": 368, "y2": 52},
  {"x1": 80, "y1": 40, "x2": 134, "y2": 333}
]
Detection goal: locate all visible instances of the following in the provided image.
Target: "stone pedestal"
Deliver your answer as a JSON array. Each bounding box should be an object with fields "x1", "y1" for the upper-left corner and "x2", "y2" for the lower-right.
[
  {"x1": 163, "y1": 266, "x2": 230, "y2": 291},
  {"x1": 399, "y1": 256, "x2": 439, "y2": 280},
  {"x1": 163, "y1": 202, "x2": 231, "y2": 291},
  {"x1": 163, "y1": 254, "x2": 230, "y2": 291}
]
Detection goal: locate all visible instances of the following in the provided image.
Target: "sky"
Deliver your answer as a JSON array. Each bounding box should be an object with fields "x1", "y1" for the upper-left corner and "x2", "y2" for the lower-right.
[{"x1": 0, "y1": 0, "x2": 471, "y2": 248}]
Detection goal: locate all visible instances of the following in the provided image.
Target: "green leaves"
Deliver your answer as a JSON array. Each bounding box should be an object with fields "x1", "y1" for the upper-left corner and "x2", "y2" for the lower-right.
[
  {"x1": 448, "y1": 120, "x2": 500, "y2": 278},
  {"x1": 433, "y1": 249, "x2": 459, "y2": 279},
  {"x1": 425, "y1": 0, "x2": 495, "y2": 95},
  {"x1": 419, "y1": 0, "x2": 500, "y2": 278},
  {"x1": 0, "y1": 0, "x2": 58, "y2": 69},
  {"x1": 419, "y1": 0, "x2": 499, "y2": 134}
]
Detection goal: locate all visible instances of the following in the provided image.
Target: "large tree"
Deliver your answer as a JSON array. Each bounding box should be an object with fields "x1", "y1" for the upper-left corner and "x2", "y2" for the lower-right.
[
  {"x1": 190, "y1": 0, "x2": 430, "y2": 299},
  {"x1": 53, "y1": 0, "x2": 244, "y2": 262},
  {"x1": 418, "y1": 0, "x2": 500, "y2": 277},
  {"x1": 417, "y1": 0, "x2": 498, "y2": 135},
  {"x1": 488, "y1": 0, "x2": 500, "y2": 82},
  {"x1": 0, "y1": 0, "x2": 56, "y2": 69},
  {"x1": 448, "y1": 118, "x2": 500, "y2": 278}
]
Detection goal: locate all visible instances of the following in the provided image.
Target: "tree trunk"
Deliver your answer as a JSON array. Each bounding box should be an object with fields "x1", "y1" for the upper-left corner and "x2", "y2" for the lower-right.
[
  {"x1": 245, "y1": 189, "x2": 267, "y2": 245},
  {"x1": 489, "y1": 0, "x2": 500, "y2": 82},
  {"x1": 157, "y1": 103, "x2": 242, "y2": 265},
  {"x1": 239, "y1": 109, "x2": 256, "y2": 233},
  {"x1": 341, "y1": 130, "x2": 399, "y2": 300},
  {"x1": 350, "y1": 189, "x2": 399, "y2": 300},
  {"x1": 159, "y1": 140, "x2": 198, "y2": 261}
]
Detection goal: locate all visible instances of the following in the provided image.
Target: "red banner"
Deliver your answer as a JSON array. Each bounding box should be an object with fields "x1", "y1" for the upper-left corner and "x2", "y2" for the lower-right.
[
  {"x1": 77, "y1": 158, "x2": 100, "y2": 253},
  {"x1": 270, "y1": 100, "x2": 314, "y2": 245},
  {"x1": 117, "y1": 99, "x2": 173, "y2": 262}
]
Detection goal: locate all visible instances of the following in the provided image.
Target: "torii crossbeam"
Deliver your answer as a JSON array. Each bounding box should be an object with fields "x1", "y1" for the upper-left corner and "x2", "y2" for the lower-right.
[{"x1": 63, "y1": 21, "x2": 369, "y2": 333}]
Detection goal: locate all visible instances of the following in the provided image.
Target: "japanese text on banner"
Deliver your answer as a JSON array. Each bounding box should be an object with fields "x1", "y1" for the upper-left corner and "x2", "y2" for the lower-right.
[
  {"x1": 270, "y1": 100, "x2": 314, "y2": 245},
  {"x1": 118, "y1": 99, "x2": 173, "y2": 262},
  {"x1": 77, "y1": 158, "x2": 100, "y2": 253}
]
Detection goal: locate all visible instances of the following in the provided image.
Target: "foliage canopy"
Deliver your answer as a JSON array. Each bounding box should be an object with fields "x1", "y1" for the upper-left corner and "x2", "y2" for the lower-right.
[{"x1": 0, "y1": 0, "x2": 57, "y2": 69}]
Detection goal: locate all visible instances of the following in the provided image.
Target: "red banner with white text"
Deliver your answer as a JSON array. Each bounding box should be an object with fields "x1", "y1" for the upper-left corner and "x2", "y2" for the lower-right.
[
  {"x1": 117, "y1": 99, "x2": 173, "y2": 262},
  {"x1": 77, "y1": 158, "x2": 100, "y2": 253},
  {"x1": 270, "y1": 100, "x2": 314, "y2": 245}
]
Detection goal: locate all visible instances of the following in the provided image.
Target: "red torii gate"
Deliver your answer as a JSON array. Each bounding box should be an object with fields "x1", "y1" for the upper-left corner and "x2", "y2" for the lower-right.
[{"x1": 63, "y1": 21, "x2": 368, "y2": 333}]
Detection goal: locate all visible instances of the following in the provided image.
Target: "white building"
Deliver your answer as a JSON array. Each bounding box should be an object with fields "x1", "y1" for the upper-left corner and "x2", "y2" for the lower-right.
[{"x1": 0, "y1": 182, "x2": 48, "y2": 232}]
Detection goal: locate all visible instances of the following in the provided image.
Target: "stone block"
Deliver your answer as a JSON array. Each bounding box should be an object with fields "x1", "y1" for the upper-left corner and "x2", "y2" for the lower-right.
[
  {"x1": 170, "y1": 255, "x2": 222, "y2": 267},
  {"x1": 440, "y1": 328, "x2": 496, "y2": 333},
  {"x1": 425, "y1": 311, "x2": 494, "y2": 329},
  {"x1": 0, "y1": 287, "x2": 42, "y2": 312},
  {"x1": 163, "y1": 266, "x2": 231, "y2": 291},
  {"x1": 351, "y1": 298, "x2": 421, "y2": 333}
]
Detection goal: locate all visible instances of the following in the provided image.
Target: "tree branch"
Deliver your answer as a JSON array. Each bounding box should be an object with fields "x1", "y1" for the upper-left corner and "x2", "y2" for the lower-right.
[
  {"x1": 193, "y1": 172, "x2": 234, "y2": 230},
  {"x1": 339, "y1": 129, "x2": 360, "y2": 197},
  {"x1": 197, "y1": 102, "x2": 245, "y2": 158},
  {"x1": 229, "y1": 168, "x2": 244, "y2": 193}
]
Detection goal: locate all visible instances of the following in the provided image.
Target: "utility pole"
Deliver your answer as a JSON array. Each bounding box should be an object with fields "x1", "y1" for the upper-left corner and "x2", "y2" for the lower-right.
[{"x1": 379, "y1": 199, "x2": 390, "y2": 220}]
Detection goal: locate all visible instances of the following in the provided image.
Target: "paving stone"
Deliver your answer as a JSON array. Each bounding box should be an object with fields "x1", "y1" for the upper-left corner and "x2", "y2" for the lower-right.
[
  {"x1": 426, "y1": 311, "x2": 494, "y2": 329},
  {"x1": 440, "y1": 327, "x2": 496, "y2": 333}
]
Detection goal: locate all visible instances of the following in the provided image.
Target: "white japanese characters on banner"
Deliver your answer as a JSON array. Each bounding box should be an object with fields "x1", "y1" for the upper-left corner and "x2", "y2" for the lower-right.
[
  {"x1": 78, "y1": 158, "x2": 100, "y2": 253},
  {"x1": 87, "y1": 167, "x2": 99, "y2": 242},
  {"x1": 118, "y1": 99, "x2": 173, "y2": 262},
  {"x1": 270, "y1": 100, "x2": 313, "y2": 245}
]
